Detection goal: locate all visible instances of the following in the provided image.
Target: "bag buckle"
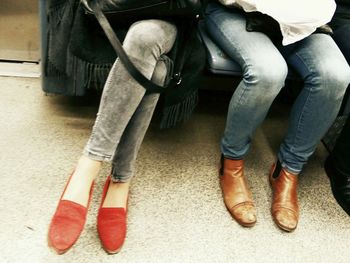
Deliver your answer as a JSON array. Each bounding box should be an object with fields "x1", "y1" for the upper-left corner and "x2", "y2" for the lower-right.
[{"x1": 173, "y1": 73, "x2": 182, "y2": 85}]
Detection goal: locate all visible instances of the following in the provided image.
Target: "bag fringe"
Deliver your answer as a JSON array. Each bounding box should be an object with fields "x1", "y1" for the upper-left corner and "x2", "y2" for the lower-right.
[
  {"x1": 160, "y1": 88, "x2": 198, "y2": 129},
  {"x1": 45, "y1": 60, "x2": 67, "y2": 78},
  {"x1": 67, "y1": 52, "x2": 112, "y2": 95}
]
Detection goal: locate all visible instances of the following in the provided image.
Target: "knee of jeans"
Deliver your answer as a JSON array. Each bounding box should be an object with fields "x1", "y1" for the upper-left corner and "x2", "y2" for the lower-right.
[
  {"x1": 308, "y1": 65, "x2": 350, "y2": 100},
  {"x1": 330, "y1": 70, "x2": 350, "y2": 101},
  {"x1": 123, "y1": 20, "x2": 177, "y2": 59},
  {"x1": 243, "y1": 60, "x2": 288, "y2": 92}
]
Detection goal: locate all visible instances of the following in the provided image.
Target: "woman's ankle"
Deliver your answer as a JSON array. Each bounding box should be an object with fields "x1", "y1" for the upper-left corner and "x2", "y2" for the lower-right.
[
  {"x1": 61, "y1": 156, "x2": 102, "y2": 206},
  {"x1": 102, "y1": 181, "x2": 130, "y2": 209},
  {"x1": 78, "y1": 156, "x2": 102, "y2": 173}
]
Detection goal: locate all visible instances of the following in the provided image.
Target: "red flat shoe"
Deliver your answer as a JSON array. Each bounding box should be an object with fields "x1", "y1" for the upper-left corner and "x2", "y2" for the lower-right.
[
  {"x1": 97, "y1": 176, "x2": 127, "y2": 254},
  {"x1": 48, "y1": 174, "x2": 94, "y2": 254}
]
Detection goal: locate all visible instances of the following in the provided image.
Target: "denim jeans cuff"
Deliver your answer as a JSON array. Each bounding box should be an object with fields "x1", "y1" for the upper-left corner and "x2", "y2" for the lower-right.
[
  {"x1": 82, "y1": 149, "x2": 113, "y2": 162},
  {"x1": 279, "y1": 160, "x2": 301, "y2": 175},
  {"x1": 110, "y1": 174, "x2": 133, "y2": 183},
  {"x1": 111, "y1": 166, "x2": 133, "y2": 182}
]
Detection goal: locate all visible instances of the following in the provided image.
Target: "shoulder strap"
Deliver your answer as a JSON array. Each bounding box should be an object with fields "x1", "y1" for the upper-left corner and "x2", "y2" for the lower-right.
[
  {"x1": 89, "y1": 1, "x2": 165, "y2": 93},
  {"x1": 170, "y1": 19, "x2": 198, "y2": 86},
  {"x1": 88, "y1": 1, "x2": 199, "y2": 93}
]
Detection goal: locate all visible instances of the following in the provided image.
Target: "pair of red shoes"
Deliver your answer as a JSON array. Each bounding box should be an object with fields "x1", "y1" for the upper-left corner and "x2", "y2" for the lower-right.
[{"x1": 48, "y1": 176, "x2": 127, "y2": 254}]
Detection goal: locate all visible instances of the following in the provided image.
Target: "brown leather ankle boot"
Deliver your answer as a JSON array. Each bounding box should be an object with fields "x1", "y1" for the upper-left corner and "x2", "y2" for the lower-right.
[
  {"x1": 219, "y1": 155, "x2": 256, "y2": 227},
  {"x1": 269, "y1": 160, "x2": 299, "y2": 232}
]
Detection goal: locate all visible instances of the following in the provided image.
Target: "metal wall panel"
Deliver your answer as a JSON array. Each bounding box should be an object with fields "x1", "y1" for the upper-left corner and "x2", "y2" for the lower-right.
[{"x1": 0, "y1": 0, "x2": 39, "y2": 62}]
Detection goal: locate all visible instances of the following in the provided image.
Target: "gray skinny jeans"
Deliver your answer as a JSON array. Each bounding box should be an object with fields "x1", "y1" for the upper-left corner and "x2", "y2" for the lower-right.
[{"x1": 83, "y1": 20, "x2": 177, "y2": 182}]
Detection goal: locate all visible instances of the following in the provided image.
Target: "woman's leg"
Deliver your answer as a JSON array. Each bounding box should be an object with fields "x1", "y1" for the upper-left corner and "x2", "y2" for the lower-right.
[
  {"x1": 48, "y1": 19, "x2": 177, "y2": 254},
  {"x1": 279, "y1": 33, "x2": 350, "y2": 174},
  {"x1": 94, "y1": 21, "x2": 176, "y2": 254},
  {"x1": 206, "y1": 3, "x2": 288, "y2": 159},
  {"x1": 268, "y1": 34, "x2": 350, "y2": 231},
  {"x1": 61, "y1": 20, "x2": 177, "y2": 207},
  {"x1": 84, "y1": 20, "x2": 177, "y2": 161},
  {"x1": 110, "y1": 57, "x2": 171, "y2": 183},
  {"x1": 102, "y1": 57, "x2": 170, "y2": 208},
  {"x1": 205, "y1": 3, "x2": 288, "y2": 227}
]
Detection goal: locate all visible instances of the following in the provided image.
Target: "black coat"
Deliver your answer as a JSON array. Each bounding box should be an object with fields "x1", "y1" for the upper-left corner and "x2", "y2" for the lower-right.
[{"x1": 332, "y1": 0, "x2": 350, "y2": 28}]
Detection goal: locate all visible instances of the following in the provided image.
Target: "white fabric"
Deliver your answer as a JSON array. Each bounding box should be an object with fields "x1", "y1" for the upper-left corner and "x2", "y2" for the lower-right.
[
  {"x1": 218, "y1": 0, "x2": 257, "y2": 11},
  {"x1": 218, "y1": 0, "x2": 337, "y2": 45}
]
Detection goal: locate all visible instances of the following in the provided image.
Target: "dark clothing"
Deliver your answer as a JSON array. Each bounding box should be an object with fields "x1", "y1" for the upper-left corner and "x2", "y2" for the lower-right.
[
  {"x1": 332, "y1": 117, "x2": 350, "y2": 177},
  {"x1": 330, "y1": 1, "x2": 350, "y2": 178},
  {"x1": 44, "y1": 0, "x2": 206, "y2": 128},
  {"x1": 332, "y1": 0, "x2": 350, "y2": 29},
  {"x1": 333, "y1": 24, "x2": 350, "y2": 65}
]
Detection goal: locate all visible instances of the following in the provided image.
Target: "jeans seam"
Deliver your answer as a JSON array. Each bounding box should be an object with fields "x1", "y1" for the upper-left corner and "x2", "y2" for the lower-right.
[
  {"x1": 207, "y1": 14, "x2": 252, "y2": 157},
  {"x1": 287, "y1": 51, "x2": 315, "y2": 153},
  {"x1": 88, "y1": 62, "x2": 115, "y2": 143},
  {"x1": 206, "y1": 15, "x2": 247, "y2": 70},
  {"x1": 110, "y1": 176, "x2": 132, "y2": 183},
  {"x1": 111, "y1": 172, "x2": 133, "y2": 183},
  {"x1": 83, "y1": 149, "x2": 113, "y2": 162}
]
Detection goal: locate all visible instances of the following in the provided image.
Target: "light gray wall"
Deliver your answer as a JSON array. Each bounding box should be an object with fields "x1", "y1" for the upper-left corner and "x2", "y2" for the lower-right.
[{"x1": 0, "y1": 0, "x2": 39, "y2": 62}]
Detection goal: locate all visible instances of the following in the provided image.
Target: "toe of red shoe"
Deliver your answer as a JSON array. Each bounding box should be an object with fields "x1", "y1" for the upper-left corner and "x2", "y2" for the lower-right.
[
  {"x1": 97, "y1": 208, "x2": 127, "y2": 253},
  {"x1": 48, "y1": 201, "x2": 88, "y2": 254}
]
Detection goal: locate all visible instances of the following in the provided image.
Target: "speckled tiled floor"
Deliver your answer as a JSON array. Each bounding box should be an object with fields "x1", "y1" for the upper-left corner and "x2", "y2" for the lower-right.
[{"x1": 1, "y1": 76, "x2": 349, "y2": 263}]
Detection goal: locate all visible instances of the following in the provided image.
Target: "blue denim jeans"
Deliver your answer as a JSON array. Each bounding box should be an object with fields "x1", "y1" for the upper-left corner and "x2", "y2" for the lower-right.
[
  {"x1": 206, "y1": 3, "x2": 350, "y2": 174},
  {"x1": 83, "y1": 20, "x2": 177, "y2": 182}
]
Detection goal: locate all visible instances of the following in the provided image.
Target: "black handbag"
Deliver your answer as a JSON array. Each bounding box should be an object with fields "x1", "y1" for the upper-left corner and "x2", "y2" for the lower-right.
[
  {"x1": 82, "y1": 0, "x2": 203, "y2": 22},
  {"x1": 245, "y1": 12, "x2": 283, "y2": 43},
  {"x1": 81, "y1": 0, "x2": 204, "y2": 93}
]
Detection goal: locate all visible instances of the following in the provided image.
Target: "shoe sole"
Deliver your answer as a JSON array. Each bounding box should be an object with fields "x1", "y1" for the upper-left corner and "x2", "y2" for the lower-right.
[
  {"x1": 272, "y1": 217, "x2": 297, "y2": 232},
  {"x1": 223, "y1": 203, "x2": 257, "y2": 227},
  {"x1": 238, "y1": 221, "x2": 256, "y2": 228},
  {"x1": 102, "y1": 244, "x2": 124, "y2": 255}
]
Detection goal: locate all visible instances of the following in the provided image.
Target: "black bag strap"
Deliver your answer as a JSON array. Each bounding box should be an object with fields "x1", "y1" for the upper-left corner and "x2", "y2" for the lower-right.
[
  {"x1": 90, "y1": 1, "x2": 164, "y2": 93},
  {"x1": 170, "y1": 19, "x2": 198, "y2": 87},
  {"x1": 88, "y1": 1, "x2": 199, "y2": 94}
]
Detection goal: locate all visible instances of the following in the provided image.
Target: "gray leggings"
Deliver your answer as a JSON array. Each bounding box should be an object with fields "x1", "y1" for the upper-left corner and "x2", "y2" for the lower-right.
[{"x1": 83, "y1": 20, "x2": 177, "y2": 182}]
